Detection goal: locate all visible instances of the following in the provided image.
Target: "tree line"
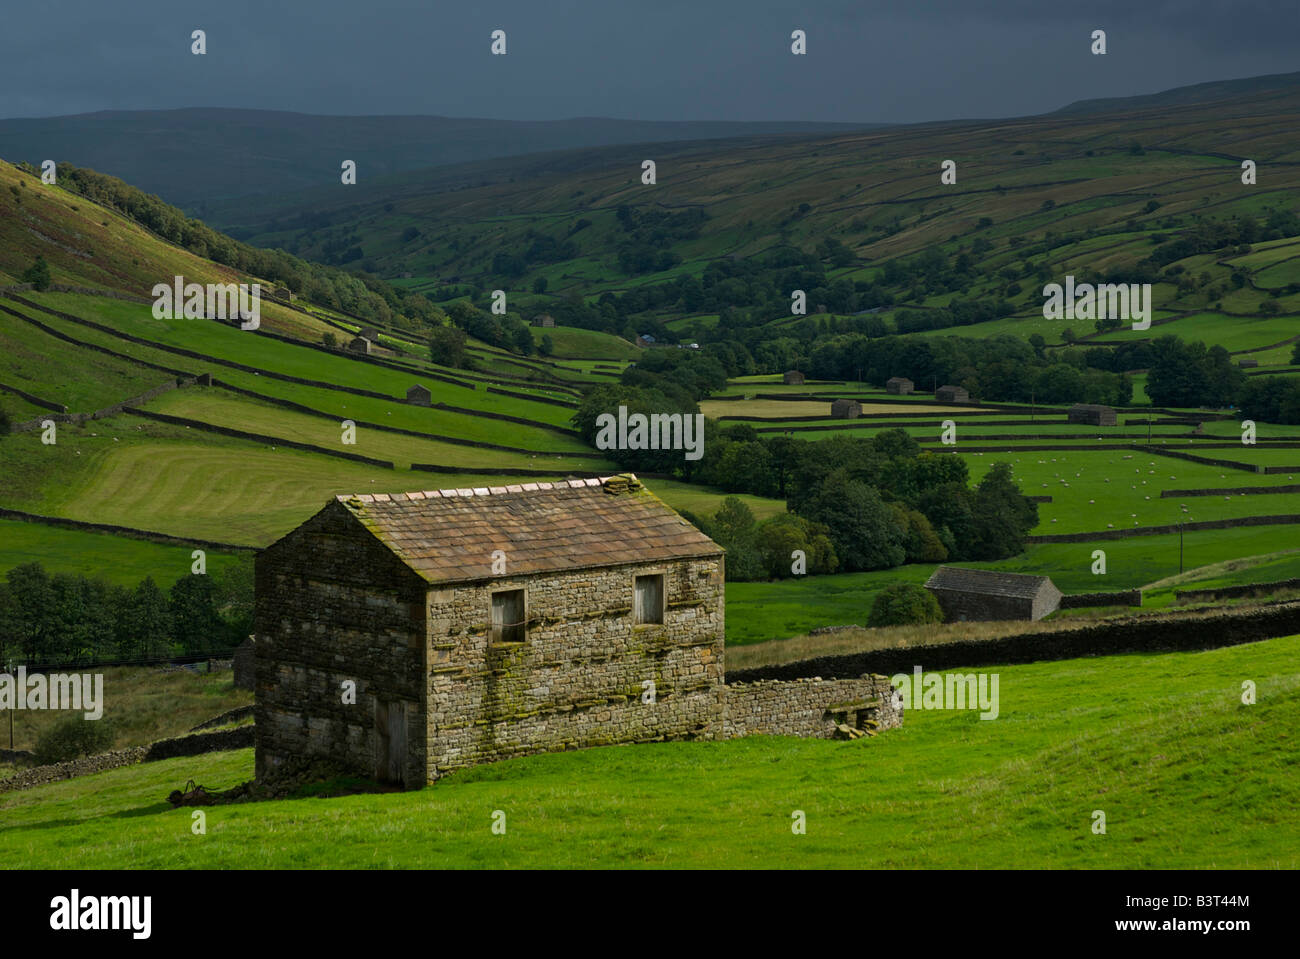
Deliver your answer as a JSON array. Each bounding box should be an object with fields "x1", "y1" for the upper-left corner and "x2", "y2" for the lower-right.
[{"x1": 0, "y1": 561, "x2": 252, "y2": 667}]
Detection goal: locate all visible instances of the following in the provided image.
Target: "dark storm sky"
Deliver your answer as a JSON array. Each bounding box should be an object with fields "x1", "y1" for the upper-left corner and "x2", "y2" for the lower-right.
[{"x1": 3, "y1": 0, "x2": 1297, "y2": 122}]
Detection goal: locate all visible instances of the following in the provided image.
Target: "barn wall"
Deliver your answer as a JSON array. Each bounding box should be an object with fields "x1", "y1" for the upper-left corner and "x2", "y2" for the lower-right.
[
  {"x1": 424, "y1": 556, "x2": 725, "y2": 779},
  {"x1": 254, "y1": 502, "x2": 428, "y2": 788},
  {"x1": 930, "y1": 588, "x2": 1035, "y2": 622}
]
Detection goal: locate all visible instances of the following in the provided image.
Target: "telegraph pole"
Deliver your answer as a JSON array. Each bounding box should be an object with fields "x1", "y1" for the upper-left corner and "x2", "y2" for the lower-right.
[{"x1": 5, "y1": 659, "x2": 12, "y2": 750}]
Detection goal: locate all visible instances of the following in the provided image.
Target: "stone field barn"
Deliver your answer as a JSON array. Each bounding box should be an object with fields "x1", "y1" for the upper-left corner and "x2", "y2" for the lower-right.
[
  {"x1": 935, "y1": 385, "x2": 970, "y2": 403},
  {"x1": 925, "y1": 566, "x2": 1062, "y2": 622},
  {"x1": 254, "y1": 475, "x2": 899, "y2": 787},
  {"x1": 1067, "y1": 403, "x2": 1117, "y2": 426}
]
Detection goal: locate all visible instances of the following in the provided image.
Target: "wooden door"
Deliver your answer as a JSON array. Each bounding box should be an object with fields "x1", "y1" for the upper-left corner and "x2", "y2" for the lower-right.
[{"x1": 374, "y1": 699, "x2": 407, "y2": 783}]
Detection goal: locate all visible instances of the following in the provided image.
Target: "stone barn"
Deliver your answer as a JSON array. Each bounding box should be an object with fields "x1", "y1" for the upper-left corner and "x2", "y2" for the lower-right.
[
  {"x1": 531, "y1": 314, "x2": 556, "y2": 328},
  {"x1": 406, "y1": 384, "x2": 433, "y2": 406},
  {"x1": 831, "y1": 398, "x2": 862, "y2": 419},
  {"x1": 357, "y1": 326, "x2": 380, "y2": 342},
  {"x1": 1067, "y1": 403, "x2": 1117, "y2": 426},
  {"x1": 935, "y1": 385, "x2": 970, "y2": 403},
  {"x1": 886, "y1": 377, "x2": 914, "y2": 395},
  {"x1": 924, "y1": 566, "x2": 1062, "y2": 622},
  {"x1": 254, "y1": 475, "x2": 901, "y2": 787},
  {"x1": 1238, "y1": 358, "x2": 1258, "y2": 368},
  {"x1": 783, "y1": 370, "x2": 805, "y2": 385},
  {"x1": 348, "y1": 336, "x2": 371, "y2": 355}
]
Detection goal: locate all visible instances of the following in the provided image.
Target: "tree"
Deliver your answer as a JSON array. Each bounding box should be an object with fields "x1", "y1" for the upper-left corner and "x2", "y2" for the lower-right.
[
  {"x1": 868, "y1": 583, "x2": 944, "y2": 628},
  {"x1": 796, "y1": 471, "x2": 907, "y2": 571},
  {"x1": 966, "y1": 462, "x2": 1037, "y2": 560},
  {"x1": 511, "y1": 322, "x2": 535, "y2": 356},
  {"x1": 0, "y1": 563, "x2": 56, "y2": 663},
  {"x1": 1146, "y1": 336, "x2": 1244, "y2": 408},
  {"x1": 532, "y1": 276, "x2": 549, "y2": 294},
  {"x1": 429, "y1": 324, "x2": 468, "y2": 368},
  {"x1": 891, "y1": 505, "x2": 948, "y2": 563},
  {"x1": 21, "y1": 255, "x2": 51, "y2": 291},
  {"x1": 128, "y1": 577, "x2": 172, "y2": 660},
  {"x1": 169, "y1": 574, "x2": 225, "y2": 655},
  {"x1": 31, "y1": 716, "x2": 117, "y2": 765},
  {"x1": 708, "y1": 497, "x2": 765, "y2": 581},
  {"x1": 755, "y1": 513, "x2": 837, "y2": 579},
  {"x1": 539, "y1": 333, "x2": 555, "y2": 357}
]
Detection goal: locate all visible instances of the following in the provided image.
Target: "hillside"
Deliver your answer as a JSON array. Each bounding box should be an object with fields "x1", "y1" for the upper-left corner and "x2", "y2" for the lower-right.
[
  {"x1": 0, "y1": 109, "x2": 880, "y2": 210},
  {"x1": 3, "y1": 635, "x2": 1296, "y2": 867},
  {"x1": 214, "y1": 79, "x2": 1300, "y2": 380},
  {"x1": 7, "y1": 78, "x2": 1300, "y2": 656}
]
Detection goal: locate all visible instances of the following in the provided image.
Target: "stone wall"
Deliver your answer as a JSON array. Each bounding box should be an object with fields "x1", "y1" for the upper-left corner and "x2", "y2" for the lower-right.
[
  {"x1": 424, "y1": 555, "x2": 725, "y2": 780},
  {"x1": 0, "y1": 726, "x2": 253, "y2": 793},
  {"x1": 722, "y1": 675, "x2": 901, "y2": 739},
  {"x1": 1058, "y1": 589, "x2": 1143, "y2": 609},
  {"x1": 11, "y1": 376, "x2": 195, "y2": 433},
  {"x1": 730, "y1": 600, "x2": 1300, "y2": 684},
  {"x1": 254, "y1": 501, "x2": 429, "y2": 788}
]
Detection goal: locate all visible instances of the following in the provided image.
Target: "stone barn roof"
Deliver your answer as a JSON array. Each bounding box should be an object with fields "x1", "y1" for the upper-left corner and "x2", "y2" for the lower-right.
[
  {"x1": 924, "y1": 566, "x2": 1057, "y2": 599},
  {"x1": 325, "y1": 475, "x2": 721, "y2": 584}
]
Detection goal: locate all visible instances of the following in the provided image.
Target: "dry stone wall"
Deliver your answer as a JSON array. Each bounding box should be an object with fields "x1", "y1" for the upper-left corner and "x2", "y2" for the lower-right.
[{"x1": 722, "y1": 675, "x2": 901, "y2": 739}]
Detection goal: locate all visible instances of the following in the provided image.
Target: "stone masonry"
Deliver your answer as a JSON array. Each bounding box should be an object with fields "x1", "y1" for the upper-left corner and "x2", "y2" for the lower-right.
[{"x1": 254, "y1": 475, "x2": 901, "y2": 788}]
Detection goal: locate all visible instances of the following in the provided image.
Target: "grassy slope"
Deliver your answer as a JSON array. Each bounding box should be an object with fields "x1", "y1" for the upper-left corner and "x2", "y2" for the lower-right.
[
  {"x1": 0, "y1": 519, "x2": 248, "y2": 588},
  {"x1": 2, "y1": 636, "x2": 1295, "y2": 868},
  {"x1": 0, "y1": 667, "x2": 252, "y2": 756}
]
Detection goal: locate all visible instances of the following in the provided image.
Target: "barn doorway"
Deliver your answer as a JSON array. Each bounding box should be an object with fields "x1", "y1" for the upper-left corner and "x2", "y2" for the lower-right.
[{"x1": 374, "y1": 699, "x2": 408, "y2": 784}]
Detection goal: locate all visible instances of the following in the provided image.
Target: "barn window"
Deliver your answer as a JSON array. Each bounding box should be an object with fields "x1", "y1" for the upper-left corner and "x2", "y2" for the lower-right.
[
  {"x1": 634, "y1": 574, "x2": 664, "y2": 625},
  {"x1": 491, "y1": 589, "x2": 526, "y2": 643}
]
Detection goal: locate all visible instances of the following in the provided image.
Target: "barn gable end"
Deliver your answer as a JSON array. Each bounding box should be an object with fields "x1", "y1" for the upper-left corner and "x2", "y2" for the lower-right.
[{"x1": 254, "y1": 500, "x2": 429, "y2": 787}]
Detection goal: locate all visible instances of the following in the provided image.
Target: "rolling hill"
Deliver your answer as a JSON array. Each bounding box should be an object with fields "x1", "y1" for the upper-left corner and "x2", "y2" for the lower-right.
[
  {"x1": 0, "y1": 109, "x2": 882, "y2": 210},
  {"x1": 6, "y1": 74, "x2": 1300, "y2": 650}
]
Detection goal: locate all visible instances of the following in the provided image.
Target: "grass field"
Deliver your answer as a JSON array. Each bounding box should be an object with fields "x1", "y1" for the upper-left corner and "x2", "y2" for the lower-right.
[
  {"x1": 0, "y1": 518, "x2": 248, "y2": 587},
  {"x1": 2, "y1": 636, "x2": 1295, "y2": 868},
  {"x1": 0, "y1": 667, "x2": 252, "y2": 756}
]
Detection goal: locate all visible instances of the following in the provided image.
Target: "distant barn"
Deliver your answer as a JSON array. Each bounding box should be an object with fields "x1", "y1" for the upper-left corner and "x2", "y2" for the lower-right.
[
  {"x1": 1068, "y1": 403, "x2": 1118, "y2": 426},
  {"x1": 357, "y1": 326, "x2": 380, "y2": 342},
  {"x1": 831, "y1": 399, "x2": 862, "y2": 419},
  {"x1": 406, "y1": 384, "x2": 432, "y2": 406},
  {"x1": 783, "y1": 370, "x2": 805, "y2": 385},
  {"x1": 348, "y1": 337, "x2": 371, "y2": 355},
  {"x1": 924, "y1": 566, "x2": 1062, "y2": 622},
  {"x1": 886, "y1": 376, "x2": 914, "y2": 395},
  {"x1": 935, "y1": 385, "x2": 970, "y2": 403},
  {"x1": 1238, "y1": 358, "x2": 1259, "y2": 368},
  {"x1": 532, "y1": 314, "x2": 555, "y2": 328}
]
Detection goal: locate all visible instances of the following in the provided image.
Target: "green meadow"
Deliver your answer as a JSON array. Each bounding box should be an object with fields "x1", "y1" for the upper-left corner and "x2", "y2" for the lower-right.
[{"x1": 2, "y1": 636, "x2": 1295, "y2": 868}]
